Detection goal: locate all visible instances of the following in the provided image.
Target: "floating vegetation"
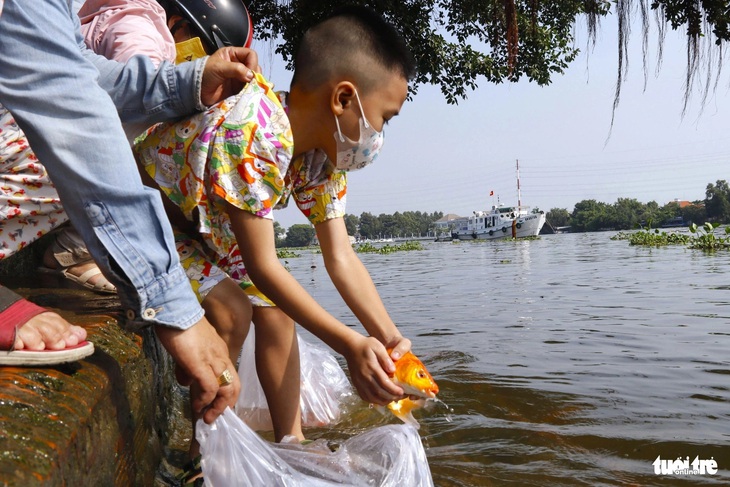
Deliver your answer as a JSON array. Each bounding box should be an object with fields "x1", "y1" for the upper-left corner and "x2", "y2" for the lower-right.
[
  {"x1": 627, "y1": 229, "x2": 690, "y2": 246},
  {"x1": 354, "y1": 241, "x2": 424, "y2": 254},
  {"x1": 276, "y1": 248, "x2": 301, "y2": 258},
  {"x1": 688, "y1": 222, "x2": 730, "y2": 251},
  {"x1": 613, "y1": 223, "x2": 729, "y2": 250},
  {"x1": 610, "y1": 231, "x2": 631, "y2": 241}
]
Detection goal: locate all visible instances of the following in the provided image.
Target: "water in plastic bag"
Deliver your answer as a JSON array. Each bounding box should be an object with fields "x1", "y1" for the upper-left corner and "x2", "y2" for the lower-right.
[
  {"x1": 197, "y1": 408, "x2": 434, "y2": 487},
  {"x1": 236, "y1": 326, "x2": 353, "y2": 430}
]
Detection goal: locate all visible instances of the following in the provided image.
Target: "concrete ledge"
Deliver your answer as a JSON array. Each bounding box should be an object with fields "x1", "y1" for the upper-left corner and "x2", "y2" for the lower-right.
[{"x1": 0, "y1": 285, "x2": 188, "y2": 486}]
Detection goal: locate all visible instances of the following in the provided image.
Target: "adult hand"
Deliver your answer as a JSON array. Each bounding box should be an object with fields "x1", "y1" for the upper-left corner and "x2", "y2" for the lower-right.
[
  {"x1": 200, "y1": 46, "x2": 260, "y2": 106},
  {"x1": 155, "y1": 318, "x2": 240, "y2": 424},
  {"x1": 344, "y1": 335, "x2": 405, "y2": 406}
]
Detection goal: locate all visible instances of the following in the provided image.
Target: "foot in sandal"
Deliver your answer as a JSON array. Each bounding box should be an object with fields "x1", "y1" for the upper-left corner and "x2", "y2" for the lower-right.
[
  {"x1": 0, "y1": 286, "x2": 94, "y2": 366},
  {"x1": 40, "y1": 228, "x2": 116, "y2": 294}
]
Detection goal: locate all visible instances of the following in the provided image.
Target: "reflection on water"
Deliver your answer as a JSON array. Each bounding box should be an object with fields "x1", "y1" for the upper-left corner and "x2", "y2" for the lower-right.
[{"x1": 289, "y1": 233, "x2": 730, "y2": 486}]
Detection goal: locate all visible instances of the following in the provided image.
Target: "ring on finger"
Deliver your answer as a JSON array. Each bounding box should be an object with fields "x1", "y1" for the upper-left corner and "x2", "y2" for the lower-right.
[{"x1": 217, "y1": 369, "x2": 234, "y2": 387}]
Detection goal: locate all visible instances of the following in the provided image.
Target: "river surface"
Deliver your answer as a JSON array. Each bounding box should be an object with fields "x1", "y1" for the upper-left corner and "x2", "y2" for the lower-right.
[{"x1": 284, "y1": 232, "x2": 730, "y2": 486}]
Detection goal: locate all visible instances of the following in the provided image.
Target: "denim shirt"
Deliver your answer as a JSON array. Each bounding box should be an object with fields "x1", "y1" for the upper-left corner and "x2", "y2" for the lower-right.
[{"x1": 0, "y1": 0, "x2": 207, "y2": 330}]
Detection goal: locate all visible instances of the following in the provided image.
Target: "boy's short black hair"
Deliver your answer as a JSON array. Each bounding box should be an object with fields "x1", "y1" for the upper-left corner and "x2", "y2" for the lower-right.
[{"x1": 291, "y1": 5, "x2": 416, "y2": 93}]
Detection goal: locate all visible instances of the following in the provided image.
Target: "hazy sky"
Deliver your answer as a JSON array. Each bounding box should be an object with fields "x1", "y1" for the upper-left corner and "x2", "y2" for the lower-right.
[{"x1": 256, "y1": 17, "x2": 730, "y2": 228}]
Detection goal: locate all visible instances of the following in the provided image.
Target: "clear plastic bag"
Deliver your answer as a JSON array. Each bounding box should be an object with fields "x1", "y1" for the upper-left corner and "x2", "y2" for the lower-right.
[
  {"x1": 197, "y1": 408, "x2": 434, "y2": 487},
  {"x1": 236, "y1": 327, "x2": 353, "y2": 430}
]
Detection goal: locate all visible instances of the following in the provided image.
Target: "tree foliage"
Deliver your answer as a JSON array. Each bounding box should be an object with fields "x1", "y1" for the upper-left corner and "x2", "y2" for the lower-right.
[
  {"x1": 356, "y1": 210, "x2": 443, "y2": 239},
  {"x1": 705, "y1": 179, "x2": 730, "y2": 222},
  {"x1": 248, "y1": 0, "x2": 604, "y2": 103},
  {"x1": 282, "y1": 223, "x2": 316, "y2": 247},
  {"x1": 344, "y1": 214, "x2": 360, "y2": 236},
  {"x1": 550, "y1": 189, "x2": 716, "y2": 233},
  {"x1": 248, "y1": 1, "x2": 730, "y2": 105},
  {"x1": 546, "y1": 207, "x2": 571, "y2": 227}
]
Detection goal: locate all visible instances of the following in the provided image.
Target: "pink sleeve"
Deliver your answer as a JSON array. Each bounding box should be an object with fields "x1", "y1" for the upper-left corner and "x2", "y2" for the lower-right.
[
  {"x1": 79, "y1": 1, "x2": 176, "y2": 68},
  {"x1": 96, "y1": 14, "x2": 176, "y2": 67}
]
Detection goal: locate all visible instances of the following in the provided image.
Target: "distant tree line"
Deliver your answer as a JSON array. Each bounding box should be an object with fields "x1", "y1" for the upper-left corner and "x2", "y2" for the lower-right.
[
  {"x1": 273, "y1": 180, "x2": 729, "y2": 245},
  {"x1": 544, "y1": 180, "x2": 730, "y2": 233},
  {"x1": 275, "y1": 211, "x2": 444, "y2": 247}
]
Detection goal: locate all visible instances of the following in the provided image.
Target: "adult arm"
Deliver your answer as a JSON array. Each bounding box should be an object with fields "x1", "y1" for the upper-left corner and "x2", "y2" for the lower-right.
[
  {"x1": 315, "y1": 217, "x2": 412, "y2": 360},
  {"x1": 0, "y1": 0, "x2": 238, "y2": 421}
]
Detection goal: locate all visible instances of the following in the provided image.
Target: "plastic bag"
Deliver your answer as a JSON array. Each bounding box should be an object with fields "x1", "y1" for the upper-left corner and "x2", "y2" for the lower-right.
[
  {"x1": 197, "y1": 408, "x2": 434, "y2": 487},
  {"x1": 236, "y1": 327, "x2": 353, "y2": 430}
]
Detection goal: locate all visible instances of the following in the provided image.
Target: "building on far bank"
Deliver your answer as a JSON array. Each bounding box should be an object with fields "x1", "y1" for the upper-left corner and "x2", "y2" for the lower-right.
[{"x1": 434, "y1": 213, "x2": 466, "y2": 233}]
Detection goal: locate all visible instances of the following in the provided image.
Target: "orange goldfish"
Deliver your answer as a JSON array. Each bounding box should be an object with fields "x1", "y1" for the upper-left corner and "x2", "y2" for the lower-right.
[{"x1": 377, "y1": 350, "x2": 439, "y2": 429}]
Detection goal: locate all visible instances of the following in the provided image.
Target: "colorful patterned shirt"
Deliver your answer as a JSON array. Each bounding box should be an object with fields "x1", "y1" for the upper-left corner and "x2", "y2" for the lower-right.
[{"x1": 134, "y1": 72, "x2": 347, "y2": 261}]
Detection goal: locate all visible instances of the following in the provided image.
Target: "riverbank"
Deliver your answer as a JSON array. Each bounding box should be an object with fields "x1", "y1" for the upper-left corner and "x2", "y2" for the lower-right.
[{"x1": 0, "y1": 240, "x2": 189, "y2": 486}]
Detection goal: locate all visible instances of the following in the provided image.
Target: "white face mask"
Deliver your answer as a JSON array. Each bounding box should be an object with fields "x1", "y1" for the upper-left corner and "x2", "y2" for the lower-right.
[{"x1": 333, "y1": 89, "x2": 384, "y2": 171}]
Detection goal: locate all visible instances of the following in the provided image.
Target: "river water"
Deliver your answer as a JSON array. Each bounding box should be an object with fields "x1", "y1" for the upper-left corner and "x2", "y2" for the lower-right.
[{"x1": 285, "y1": 232, "x2": 730, "y2": 486}]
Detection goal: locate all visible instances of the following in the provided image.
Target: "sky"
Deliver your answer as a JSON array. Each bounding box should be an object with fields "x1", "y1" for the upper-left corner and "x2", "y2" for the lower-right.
[{"x1": 253, "y1": 15, "x2": 730, "y2": 229}]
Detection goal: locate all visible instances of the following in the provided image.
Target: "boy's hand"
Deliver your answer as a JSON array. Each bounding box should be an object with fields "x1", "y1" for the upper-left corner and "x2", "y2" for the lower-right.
[
  {"x1": 384, "y1": 335, "x2": 411, "y2": 362},
  {"x1": 345, "y1": 335, "x2": 405, "y2": 405},
  {"x1": 200, "y1": 47, "x2": 261, "y2": 106},
  {"x1": 155, "y1": 318, "x2": 240, "y2": 424}
]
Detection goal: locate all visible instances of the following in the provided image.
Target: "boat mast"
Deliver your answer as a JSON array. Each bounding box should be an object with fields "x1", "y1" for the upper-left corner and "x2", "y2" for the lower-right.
[{"x1": 516, "y1": 159, "x2": 522, "y2": 208}]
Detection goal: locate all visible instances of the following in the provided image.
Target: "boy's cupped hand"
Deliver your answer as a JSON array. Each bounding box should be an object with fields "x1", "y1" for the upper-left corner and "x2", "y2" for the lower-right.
[{"x1": 345, "y1": 335, "x2": 407, "y2": 405}]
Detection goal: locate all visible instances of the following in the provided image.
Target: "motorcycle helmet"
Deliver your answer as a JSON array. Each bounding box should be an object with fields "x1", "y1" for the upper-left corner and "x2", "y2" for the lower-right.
[{"x1": 162, "y1": 0, "x2": 253, "y2": 51}]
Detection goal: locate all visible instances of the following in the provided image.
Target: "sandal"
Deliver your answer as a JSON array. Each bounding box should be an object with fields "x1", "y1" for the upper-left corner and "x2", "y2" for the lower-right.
[
  {"x1": 0, "y1": 288, "x2": 94, "y2": 366},
  {"x1": 40, "y1": 228, "x2": 116, "y2": 295},
  {"x1": 39, "y1": 264, "x2": 117, "y2": 294}
]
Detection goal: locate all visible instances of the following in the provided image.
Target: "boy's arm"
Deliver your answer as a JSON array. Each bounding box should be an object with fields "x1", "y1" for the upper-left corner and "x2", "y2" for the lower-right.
[
  {"x1": 315, "y1": 217, "x2": 412, "y2": 360},
  {"x1": 228, "y1": 206, "x2": 405, "y2": 405}
]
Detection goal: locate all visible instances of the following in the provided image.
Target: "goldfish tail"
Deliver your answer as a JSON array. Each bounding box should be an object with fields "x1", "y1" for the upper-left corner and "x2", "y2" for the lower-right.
[
  {"x1": 394, "y1": 411, "x2": 421, "y2": 430},
  {"x1": 373, "y1": 404, "x2": 388, "y2": 416}
]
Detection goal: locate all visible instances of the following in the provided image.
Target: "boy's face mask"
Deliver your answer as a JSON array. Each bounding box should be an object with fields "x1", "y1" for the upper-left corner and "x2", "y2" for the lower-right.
[
  {"x1": 175, "y1": 37, "x2": 207, "y2": 64},
  {"x1": 333, "y1": 89, "x2": 384, "y2": 172}
]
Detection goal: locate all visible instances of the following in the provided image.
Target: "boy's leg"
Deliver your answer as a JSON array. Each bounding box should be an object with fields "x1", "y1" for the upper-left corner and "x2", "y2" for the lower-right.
[{"x1": 252, "y1": 306, "x2": 304, "y2": 442}]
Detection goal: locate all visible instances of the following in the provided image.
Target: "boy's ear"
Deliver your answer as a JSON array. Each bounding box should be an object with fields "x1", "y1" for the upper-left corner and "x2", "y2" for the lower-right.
[{"x1": 331, "y1": 81, "x2": 357, "y2": 116}]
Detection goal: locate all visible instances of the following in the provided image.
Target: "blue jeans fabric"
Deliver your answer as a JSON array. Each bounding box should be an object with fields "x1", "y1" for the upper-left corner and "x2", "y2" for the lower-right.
[{"x1": 0, "y1": 0, "x2": 204, "y2": 330}]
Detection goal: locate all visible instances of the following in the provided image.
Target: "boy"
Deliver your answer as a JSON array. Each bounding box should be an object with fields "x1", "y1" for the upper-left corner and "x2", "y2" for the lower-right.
[{"x1": 135, "y1": 5, "x2": 415, "y2": 423}]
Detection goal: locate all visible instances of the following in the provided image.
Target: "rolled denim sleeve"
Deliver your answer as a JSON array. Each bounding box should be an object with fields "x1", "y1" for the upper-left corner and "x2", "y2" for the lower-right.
[
  {"x1": 75, "y1": 8, "x2": 207, "y2": 125},
  {"x1": 0, "y1": 0, "x2": 203, "y2": 330},
  {"x1": 82, "y1": 49, "x2": 208, "y2": 125}
]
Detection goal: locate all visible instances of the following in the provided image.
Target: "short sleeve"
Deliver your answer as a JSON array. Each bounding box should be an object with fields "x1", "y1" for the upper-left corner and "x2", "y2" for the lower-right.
[
  {"x1": 290, "y1": 151, "x2": 348, "y2": 225},
  {"x1": 135, "y1": 73, "x2": 293, "y2": 252}
]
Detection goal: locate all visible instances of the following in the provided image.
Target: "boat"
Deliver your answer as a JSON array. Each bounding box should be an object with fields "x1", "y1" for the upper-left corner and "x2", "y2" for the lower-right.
[
  {"x1": 452, "y1": 160, "x2": 546, "y2": 241},
  {"x1": 452, "y1": 205, "x2": 545, "y2": 240}
]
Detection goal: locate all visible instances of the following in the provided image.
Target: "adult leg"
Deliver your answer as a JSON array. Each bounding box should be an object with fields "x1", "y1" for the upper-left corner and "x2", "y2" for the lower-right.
[{"x1": 0, "y1": 285, "x2": 90, "y2": 365}]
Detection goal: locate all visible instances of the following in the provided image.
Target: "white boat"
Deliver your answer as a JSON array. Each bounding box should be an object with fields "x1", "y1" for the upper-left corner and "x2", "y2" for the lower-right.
[
  {"x1": 453, "y1": 205, "x2": 545, "y2": 240},
  {"x1": 453, "y1": 159, "x2": 546, "y2": 241}
]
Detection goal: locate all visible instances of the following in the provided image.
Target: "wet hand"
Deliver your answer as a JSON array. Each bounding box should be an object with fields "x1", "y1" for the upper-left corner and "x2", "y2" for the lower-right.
[
  {"x1": 345, "y1": 335, "x2": 405, "y2": 406},
  {"x1": 384, "y1": 335, "x2": 411, "y2": 362},
  {"x1": 155, "y1": 319, "x2": 240, "y2": 424},
  {"x1": 200, "y1": 47, "x2": 260, "y2": 106}
]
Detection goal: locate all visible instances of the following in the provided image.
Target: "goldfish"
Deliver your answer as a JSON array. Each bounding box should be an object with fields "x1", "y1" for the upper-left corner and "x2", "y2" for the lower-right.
[{"x1": 376, "y1": 350, "x2": 439, "y2": 429}]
